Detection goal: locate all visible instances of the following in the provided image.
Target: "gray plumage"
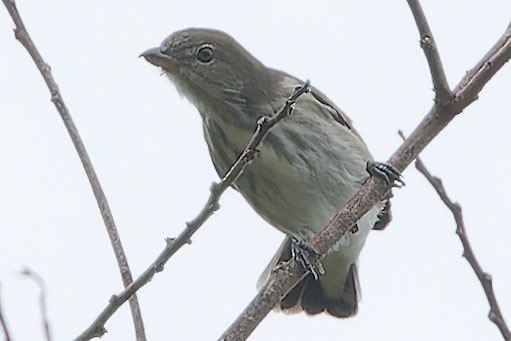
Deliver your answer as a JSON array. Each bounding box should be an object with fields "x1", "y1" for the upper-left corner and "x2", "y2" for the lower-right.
[{"x1": 142, "y1": 28, "x2": 390, "y2": 317}]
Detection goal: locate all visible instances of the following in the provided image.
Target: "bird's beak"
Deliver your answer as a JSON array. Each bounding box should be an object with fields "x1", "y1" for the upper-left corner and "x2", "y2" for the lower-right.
[{"x1": 140, "y1": 47, "x2": 179, "y2": 73}]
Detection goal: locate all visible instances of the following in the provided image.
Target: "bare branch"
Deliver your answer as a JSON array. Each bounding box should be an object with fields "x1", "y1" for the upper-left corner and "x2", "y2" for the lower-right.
[
  {"x1": 19, "y1": 269, "x2": 53, "y2": 341},
  {"x1": 454, "y1": 21, "x2": 511, "y2": 102},
  {"x1": 74, "y1": 82, "x2": 311, "y2": 341},
  {"x1": 408, "y1": 144, "x2": 511, "y2": 341},
  {"x1": 0, "y1": 284, "x2": 13, "y2": 341},
  {"x1": 1, "y1": 1, "x2": 146, "y2": 339},
  {"x1": 219, "y1": 19, "x2": 511, "y2": 341},
  {"x1": 407, "y1": 0, "x2": 452, "y2": 102}
]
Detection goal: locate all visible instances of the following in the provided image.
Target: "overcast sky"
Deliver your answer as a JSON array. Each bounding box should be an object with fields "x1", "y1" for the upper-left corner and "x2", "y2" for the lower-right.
[{"x1": 1, "y1": 1, "x2": 510, "y2": 340}]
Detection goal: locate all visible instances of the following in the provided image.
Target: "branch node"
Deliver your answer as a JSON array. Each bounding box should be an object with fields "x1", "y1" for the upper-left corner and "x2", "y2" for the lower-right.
[
  {"x1": 154, "y1": 262, "x2": 164, "y2": 272},
  {"x1": 166, "y1": 236, "x2": 192, "y2": 245},
  {"x1": 489, "y1": 311, "x2": 498, "y2": 323},
  {"x1": 256, "y1": 115, "x2": 270, "y2": 126},
  {"x1": 210, "y1": 182, "x2": 221, "y2": 193},
  {"x1": 241, "y1": 148, "x2": 259, "y2": 164},
  {"x1": 420, "y1": 35, "x2": 433, "y2": 48},
  {"x1": 483, "y1": 272, "x2": 492, "y2": 283},
  {"x1": 109, "y1": 295, "x2": 119, "y2": 304}
]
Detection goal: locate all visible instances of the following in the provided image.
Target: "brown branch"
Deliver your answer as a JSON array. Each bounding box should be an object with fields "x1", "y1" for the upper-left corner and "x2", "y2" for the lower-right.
[
  {"x1": 0, "y1": 285, "x2": 12, "y2": 341},
  {"x1": 408, "y1": 145, "x2": 511, "y2": 341},
  {"x1": 1, "y1": 1, "x2": 146, "y2": 340},
  {"x1": 407, "y1": 0, "x2": 452, "y2": 102},
  {"x1": 73, "y1": 82, "x2": 311, "y2": 341},
  {"x1": 219, "y1": 18, "x2": 511, "y2": 341},
  {"x1": 20, "y1": 269, "x2": 53, "y2": 341}
]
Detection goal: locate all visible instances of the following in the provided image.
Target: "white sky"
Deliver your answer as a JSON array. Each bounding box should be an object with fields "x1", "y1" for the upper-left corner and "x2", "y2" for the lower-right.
[{"x1": 1, "y1": 1, "x2": 510, "y2": 340}]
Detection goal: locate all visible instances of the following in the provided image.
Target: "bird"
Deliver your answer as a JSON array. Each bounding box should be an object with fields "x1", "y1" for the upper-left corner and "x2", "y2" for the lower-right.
[{"x1": 142, "y1": 28, "x2": 397, "y2": 317}]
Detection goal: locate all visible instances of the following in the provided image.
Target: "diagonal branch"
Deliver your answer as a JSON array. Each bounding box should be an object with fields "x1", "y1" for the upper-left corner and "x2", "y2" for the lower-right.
[
  {"x1": 1, "y1": 1, "x2": 146, "y2": 340},
  {"x1": 0, "y1": 285, "x2": 12, "y2": 341},
  {"x1": 219, "y1": 18, "x2": 511, "y2": 341},
  {"x1": 407, "y1": 0, "x2": 452, "y2": 103},
  {"x1": 73, "y1": 82, "x2": 311, "y2": 341},
  {"x1": 411, "y1": 150, "x2": 511, "y2": 341}
]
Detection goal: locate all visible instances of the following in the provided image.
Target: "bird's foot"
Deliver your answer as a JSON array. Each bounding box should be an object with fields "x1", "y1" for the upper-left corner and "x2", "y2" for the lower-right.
[
  {"x1": 367, "y1": 161, "x2": 405, "y2": 187},
  {"x1": 291, "y1": 238, "x2": 325, "y2": 280}
]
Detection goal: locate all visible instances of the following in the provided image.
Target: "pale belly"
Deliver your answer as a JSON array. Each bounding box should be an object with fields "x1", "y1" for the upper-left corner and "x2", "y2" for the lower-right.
[{"x1": 203, "y1": 106, "x2": 382, "y2": 255}]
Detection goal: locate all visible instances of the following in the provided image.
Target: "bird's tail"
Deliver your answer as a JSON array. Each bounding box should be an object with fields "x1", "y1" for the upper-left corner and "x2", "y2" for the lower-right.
[
  {"x1": 282, "y1": 263, "x2": 359, "y2": 317},
  {"x1": 257, "y1": 237, "x2": 360, "y2": 318}
]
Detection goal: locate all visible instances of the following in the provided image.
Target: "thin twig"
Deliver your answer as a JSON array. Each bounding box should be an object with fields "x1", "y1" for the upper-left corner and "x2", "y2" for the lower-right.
[
  {"x1": 0, "y1": 284, "x2": 13, "y2": 341},
  {"x1": 74, "y1": 82, "x2": 311, "y2": 341},
  {"x1": 20, "y1": 269, "x2": 52, "y2": 341},
  {"x1": 406, "y1": 141, "x2": 511, "y2": 341},
  {"x1": 407, "y1": 0, "x2": 452, "y2": 103},
  {"x1": 1, "y1": 1, "x2": 146, "y2": 340},
  {"x1": 219, "y1": 19, "x2": 511, "y2": 341}
]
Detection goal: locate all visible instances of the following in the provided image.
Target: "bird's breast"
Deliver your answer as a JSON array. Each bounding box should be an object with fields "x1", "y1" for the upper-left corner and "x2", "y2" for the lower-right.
[{"x1": 201, "y1": 111, "x2": 370, "y2": 240}]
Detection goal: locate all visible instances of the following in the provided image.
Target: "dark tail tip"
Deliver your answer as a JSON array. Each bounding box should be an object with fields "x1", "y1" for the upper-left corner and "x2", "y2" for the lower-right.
[{"x1": 280, "y1": 265, "x2": 359, "y2": 318}]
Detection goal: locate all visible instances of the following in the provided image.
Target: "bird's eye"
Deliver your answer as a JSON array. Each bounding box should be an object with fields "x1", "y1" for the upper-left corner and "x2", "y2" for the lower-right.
[{"x1": 197, "y1": 45, "x2": 214, "y2": 63}]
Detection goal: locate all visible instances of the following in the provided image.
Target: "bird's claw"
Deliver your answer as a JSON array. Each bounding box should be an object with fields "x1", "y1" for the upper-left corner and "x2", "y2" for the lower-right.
[
  {"x1": 367, "y1": 161, "x2": 405, "y2": 187},
  {"x1": 291, "y1": 238, "x2": 325, "y2": 280}
]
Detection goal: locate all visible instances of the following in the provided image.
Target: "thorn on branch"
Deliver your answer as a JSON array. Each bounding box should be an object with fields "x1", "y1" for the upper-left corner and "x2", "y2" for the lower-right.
[
  {"x1": 420, "y1": 35, "x2": 433, "y2": 48},
  {"x1": 166, "y1": 237, "x2": 192, "y2": 245}
]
